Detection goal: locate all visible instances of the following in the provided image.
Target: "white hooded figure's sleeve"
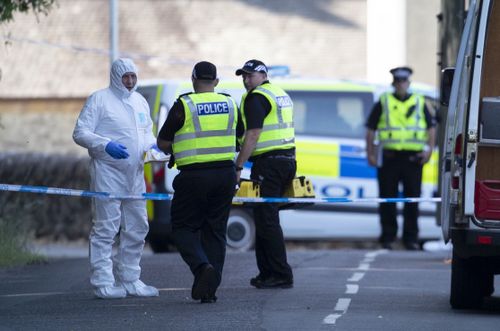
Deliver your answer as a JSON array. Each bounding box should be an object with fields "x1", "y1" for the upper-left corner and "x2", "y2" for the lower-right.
[{"x1": 73, "y1": 93, "x2": 111, "y2": 155}]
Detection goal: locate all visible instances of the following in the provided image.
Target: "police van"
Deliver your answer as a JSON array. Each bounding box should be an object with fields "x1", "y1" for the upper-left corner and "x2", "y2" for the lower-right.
[
  {"x1": 137, "y1": 73, "x2": 440, "y2": 252},
  {"x1": 439, "y1": 0, "x2": 500, "y2": 309}
]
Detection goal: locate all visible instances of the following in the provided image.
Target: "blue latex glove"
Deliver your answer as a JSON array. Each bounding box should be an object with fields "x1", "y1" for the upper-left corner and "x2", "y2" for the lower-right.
[{"x1": 105, "y1": 141, "x2": 129, "y2": 159}]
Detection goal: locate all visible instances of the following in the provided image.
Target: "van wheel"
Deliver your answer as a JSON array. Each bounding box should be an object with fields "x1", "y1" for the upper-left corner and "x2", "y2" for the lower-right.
[
  {"x1": 450, "y1": 248, "x2": 484, "y2": 309},
  {"x1": 226, "y1": 209, "x2": 255, "y2": 252}
]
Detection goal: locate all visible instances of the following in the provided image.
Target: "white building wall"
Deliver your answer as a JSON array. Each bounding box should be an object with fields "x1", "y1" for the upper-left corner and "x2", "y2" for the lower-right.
[{"x1": 366, "y1": 0, "x2": 407, "y2": 84}]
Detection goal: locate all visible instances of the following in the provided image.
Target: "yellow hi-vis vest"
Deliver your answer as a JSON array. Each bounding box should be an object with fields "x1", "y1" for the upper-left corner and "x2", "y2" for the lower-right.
[
  {"x1": 173, "y1": 92, "x2": 238, "y2": 167},
  {"x1": 240, "y1": 83, "x2": 295, "y2": 156},
  {"x1": 377, "y1": 92, "x2": 427, "y2": 151}
]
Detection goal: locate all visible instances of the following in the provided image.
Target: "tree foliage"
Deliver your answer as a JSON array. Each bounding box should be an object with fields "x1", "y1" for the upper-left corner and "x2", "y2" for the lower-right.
[{"x1": 0, "y1": 0, "x2": 56, "y2": 24}]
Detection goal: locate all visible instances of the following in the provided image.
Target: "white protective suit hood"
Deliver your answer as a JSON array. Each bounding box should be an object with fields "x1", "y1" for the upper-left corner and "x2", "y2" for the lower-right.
[
  {"x1": 74, "y1": 56, "x2": 156, "y2": 195},
  {"x1": 110, "y1": 58, "x2": 138, "y2": 99}
]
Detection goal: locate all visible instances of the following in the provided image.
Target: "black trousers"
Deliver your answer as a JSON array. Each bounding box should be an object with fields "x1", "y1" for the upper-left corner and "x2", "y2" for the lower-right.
[
  {"x1": 171, "y1": 167, "x2": 236, "y2": 284},
  {"x1": 250, "y1": 157, "x2": 296, "y2": 280},
  {"x1": 377, "y1": 151, "x2": 423, "y2": 244}
]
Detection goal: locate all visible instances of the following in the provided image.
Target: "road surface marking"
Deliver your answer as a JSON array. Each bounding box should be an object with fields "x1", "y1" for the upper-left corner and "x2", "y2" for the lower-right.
[
  {"x1": 347, "y1": 272, "x2": 365, "y2": 282},
  {"x1": 323, "y1": 314, "x2": 343, "y2": 325},
  {"x1": 158, "y1": 287, "x2": 190, "y2": 292},
  {"x1": 1, "y1": 287, "x2": 190, "y2": 298},
  {"x1": 334, "y1": 298, "x2": 351, "y2": 312},
  {"x1": 345, "y1": 284, "x2": 359, "y2": 294},
  {"x1": 363, "y1": 256, "x2": 375, "y2": 263},
  {"x1": 366, "y1": 250, "x2": 387, "y2": 258},
  {"x1": 323, "y1": 250, "x2": 386, "y2": 325},
  {"x1": 357, "y1": 263, "x2": 370, "y2": 270},
  {"x1": 1, "y1": 291, "x2": 66, "y2": 298}
]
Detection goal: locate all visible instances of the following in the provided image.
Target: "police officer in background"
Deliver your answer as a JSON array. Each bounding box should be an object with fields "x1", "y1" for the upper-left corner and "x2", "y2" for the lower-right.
[
  {"x1": 157, "y1": 61, "x2": 241, "y2": 303},
  {"x1": 235, "y1": 59, "x2": 296, "y2": 288},
  {"x1": 365, "y1": 66, "x2": 436, "y2": 251}
]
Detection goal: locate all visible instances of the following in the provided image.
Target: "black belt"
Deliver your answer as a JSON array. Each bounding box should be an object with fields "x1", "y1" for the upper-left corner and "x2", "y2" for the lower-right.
[
  {"x1": 262, "y1": 154, "x2": 295, "y2": 160},
  {"x1": 383, "y1": 150, "x2": 421, "y2": 157}
]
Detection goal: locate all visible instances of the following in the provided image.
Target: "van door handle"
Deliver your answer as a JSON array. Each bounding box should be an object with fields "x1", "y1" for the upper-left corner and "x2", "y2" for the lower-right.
[
  {"x1": 445, "y1": 158, "x2": 451, "y2": 171},
  {"x1": 467, "y1": 151, "x2": 476, "y2": 168}
]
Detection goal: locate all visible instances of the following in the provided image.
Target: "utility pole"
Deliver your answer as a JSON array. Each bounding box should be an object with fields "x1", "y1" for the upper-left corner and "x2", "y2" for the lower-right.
[
  {"x1": 110, "y1": 0, "x2": 119, "y2": 67},
  {"x1": 438, "y1": 0, "x2": 467, "y2": 71}
]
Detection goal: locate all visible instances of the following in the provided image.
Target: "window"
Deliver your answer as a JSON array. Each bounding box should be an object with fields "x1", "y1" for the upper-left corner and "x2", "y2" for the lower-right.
[{"x1": 287, "y1": 91, "x2": 373, "y2": 139}]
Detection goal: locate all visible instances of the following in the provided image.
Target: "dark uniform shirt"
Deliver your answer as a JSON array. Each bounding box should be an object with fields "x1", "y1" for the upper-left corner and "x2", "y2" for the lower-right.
[
  {"x1": 244, "y1": 81, "x2": 295, "y2": 161},
  {"x1": 158, "y1": 92, "x2": 244, "y2": 170},
  {"x1": 365, "y1": 93, "x2": 436, "y2": 130}
]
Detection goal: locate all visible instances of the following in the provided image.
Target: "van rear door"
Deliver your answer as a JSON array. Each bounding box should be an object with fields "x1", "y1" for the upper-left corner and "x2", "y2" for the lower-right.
[
  {"x1": 463, "y1": 0, "x2": 500, "y2": 216},
  {"x1": 467, "y1": 0, "x2": 500, "y2": 228},
  {"x1": 439, "y1": 1, "x2": 478, "y2": 241}
]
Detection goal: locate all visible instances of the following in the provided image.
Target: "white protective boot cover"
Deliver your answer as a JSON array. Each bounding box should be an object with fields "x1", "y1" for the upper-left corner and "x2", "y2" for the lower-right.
[
  {"x1": 120, "y1": 280, "x2": 159, "y2": 297},
  {"x1": 94, "y1": 285, "x2": 127, "y2": 299}
]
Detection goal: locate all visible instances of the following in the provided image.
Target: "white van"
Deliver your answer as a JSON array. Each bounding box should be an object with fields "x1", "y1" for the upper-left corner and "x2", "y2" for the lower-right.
[
  {"x1": 440, "y1": 0, "x2": 500, "y2": 309},
  {"x1": 137, "y1": 75, "x2": 440, "y2": 252}
]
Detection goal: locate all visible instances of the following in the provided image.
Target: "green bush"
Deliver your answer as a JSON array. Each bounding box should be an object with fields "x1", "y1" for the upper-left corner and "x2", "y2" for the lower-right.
[
  {"x1": 0, "y1": 213, "x2": 45, "y2": 267},
  {"x1": 0, "y1": 152, "x2": 92, "y2": 266}
]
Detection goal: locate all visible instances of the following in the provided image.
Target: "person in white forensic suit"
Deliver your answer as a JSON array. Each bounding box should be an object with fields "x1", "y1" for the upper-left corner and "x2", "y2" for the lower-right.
[{"x1": 73, "y1": 58, "x2": 159, "y2": 299}]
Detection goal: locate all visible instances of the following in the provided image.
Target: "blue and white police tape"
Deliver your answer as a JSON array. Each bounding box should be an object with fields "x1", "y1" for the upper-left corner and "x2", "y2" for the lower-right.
[{"x1": 0, "y1": 183, "x2": 441, "y2": 204}]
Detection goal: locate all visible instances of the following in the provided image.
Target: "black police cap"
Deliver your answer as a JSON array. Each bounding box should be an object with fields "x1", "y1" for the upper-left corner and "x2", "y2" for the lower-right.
[
  {"x1": 390, "y1": 66, "x2": 413, "y2": 80},
  {"x1": 235, "y1": 59, "x2": 268, "y2": 76},
  {"x1": 192, "y1": 61, "x2": 217, "y2": 80}
]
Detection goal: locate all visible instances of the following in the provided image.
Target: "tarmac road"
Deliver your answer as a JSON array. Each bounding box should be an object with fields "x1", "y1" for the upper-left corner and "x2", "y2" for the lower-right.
[{"x1": 0, "y1": 247, "x2": 499, "y2": 331}]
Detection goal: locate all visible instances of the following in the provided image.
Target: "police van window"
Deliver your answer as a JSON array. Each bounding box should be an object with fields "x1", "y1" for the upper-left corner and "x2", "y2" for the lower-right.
[
  {"x1": 136, "y1": 86, "x2": 158, "y2": 117},
  {"x1": 287, "y1": 91, "x2": 373, "y2": 139}
]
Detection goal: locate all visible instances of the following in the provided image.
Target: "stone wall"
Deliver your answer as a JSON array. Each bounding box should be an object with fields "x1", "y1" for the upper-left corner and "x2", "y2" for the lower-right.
[{"x1": 0, "y1": 98, "x2": 86, "y2": 155}]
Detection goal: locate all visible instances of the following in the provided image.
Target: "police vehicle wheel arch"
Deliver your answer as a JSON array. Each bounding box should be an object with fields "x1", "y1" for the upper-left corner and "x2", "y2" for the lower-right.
[{"x1": 226, "y1": 208, "x2": 255, "y2": 251}]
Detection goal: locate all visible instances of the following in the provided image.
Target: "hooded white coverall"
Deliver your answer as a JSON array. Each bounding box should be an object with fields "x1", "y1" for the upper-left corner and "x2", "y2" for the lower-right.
[{"x1": 73, "y1": 58, "x2": 156, "y2": 288}]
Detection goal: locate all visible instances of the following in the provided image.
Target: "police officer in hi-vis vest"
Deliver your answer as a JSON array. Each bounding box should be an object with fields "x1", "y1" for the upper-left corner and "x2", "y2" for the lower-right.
[
  {"x1": 235, "y1": 59, "x2": 296, "y2": 289},
  {"x1": 157, "y1": 61, "x2": 242, "y2": 303},
  {"x1": 365, "y1": 67, "x2": 436, "y2": 251}
]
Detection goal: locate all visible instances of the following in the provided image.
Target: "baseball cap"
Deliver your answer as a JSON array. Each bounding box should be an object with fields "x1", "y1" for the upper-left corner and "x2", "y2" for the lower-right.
[
  {"x1": 390, "y1": 66, "x2": 413, "y2": 81},
  {"x1": 192, "y1": 61, "x2": 217, "y2": 80},
  {"x1": 235, "y1": 59, "x2": 268, "y2": 76}
]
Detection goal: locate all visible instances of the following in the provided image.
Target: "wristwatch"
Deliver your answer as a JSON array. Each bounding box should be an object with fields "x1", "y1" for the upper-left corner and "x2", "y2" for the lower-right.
[{"x1": 236, "y1": 166, "x2": 243, "y2": 171}]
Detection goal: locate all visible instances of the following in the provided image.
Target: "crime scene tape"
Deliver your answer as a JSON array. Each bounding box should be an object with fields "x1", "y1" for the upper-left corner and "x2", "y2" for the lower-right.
[{"x1": 0, "y1": 184, "x2": 441, "y2": 204}]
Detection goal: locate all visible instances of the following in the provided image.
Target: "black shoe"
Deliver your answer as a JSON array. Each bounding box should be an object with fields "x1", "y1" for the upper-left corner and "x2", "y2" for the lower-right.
[
  {"x1": 192, "y1": 264, "x2": 218, "y2": 300},
  {"x1": 200, "y1": 294, "x2": 218, "y2": 304},
  {"x1": 255, "y1": 276, "x2": 293, "y2": 289},
  {"x1": 381, "y1": 242, "x2": 393, "y2": 250},
  {"x1": 250, "y1": 274, "x2": 267, "y2": 288},
  {"x1": 403, "y1": 242, "x2": 420, "y2": 251}
]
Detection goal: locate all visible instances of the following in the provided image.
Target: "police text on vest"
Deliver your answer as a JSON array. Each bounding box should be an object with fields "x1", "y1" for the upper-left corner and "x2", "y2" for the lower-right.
[
  {"x1": 276, "y1": 96, "x2": 293, "y2": 107},
  {"x1": 197, "y1": 102, "x2": 229, "y2": 115}
]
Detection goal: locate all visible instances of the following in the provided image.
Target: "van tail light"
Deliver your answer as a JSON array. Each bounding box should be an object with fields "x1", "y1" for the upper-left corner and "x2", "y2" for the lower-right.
[
  {"x1": 454, "y1": 133, "x2": 463, "y2": 156},
  {"x1": 477, "y1": 235, "x2": 492, "y2": 245},
  {"x1": 451, "y1": 134, "x2": 463, "y2": 190}
]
